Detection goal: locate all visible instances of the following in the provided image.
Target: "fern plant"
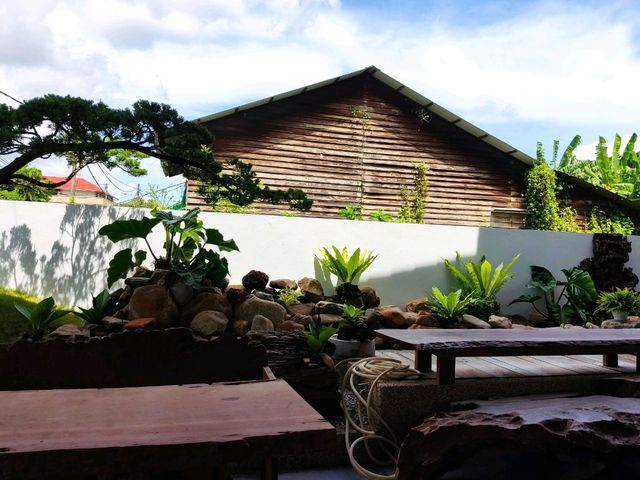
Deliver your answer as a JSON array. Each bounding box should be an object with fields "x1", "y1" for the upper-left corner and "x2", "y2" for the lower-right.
[
  {"x1": 443, "y1": 252, "x2": 520, "y2": 317},
  {"x1": 426, "y1": 288, "x2": 475, "y2": 325},
  {"x1": 278, "y1": 287, "x2": 302, "y2": 306},
  {"x1": 317, "y1": 246, "x2": 377, "y2": 285}
]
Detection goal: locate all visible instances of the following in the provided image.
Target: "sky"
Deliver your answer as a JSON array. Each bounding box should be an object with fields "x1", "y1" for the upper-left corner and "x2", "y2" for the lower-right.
[{"x1": 1, "y1": 0, "x2": 640, "y2": 202}]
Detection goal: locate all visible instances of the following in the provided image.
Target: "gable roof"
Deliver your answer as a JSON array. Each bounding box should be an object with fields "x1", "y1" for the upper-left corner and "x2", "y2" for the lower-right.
[
  {"x1": 44, "y1": 176, "x2": 110, "y2": 195},
  {"x1": 196, "y1": 65, "x2": 535, "y2": 168},
  {"x1": 196, "y1": 65, "x2": 640, "y2": 212}
]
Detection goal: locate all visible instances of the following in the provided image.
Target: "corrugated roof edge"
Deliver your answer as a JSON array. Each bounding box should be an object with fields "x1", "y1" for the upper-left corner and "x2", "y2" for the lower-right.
[{"x1": 194, "y1": 65, "x2": 640, "y2": 212}]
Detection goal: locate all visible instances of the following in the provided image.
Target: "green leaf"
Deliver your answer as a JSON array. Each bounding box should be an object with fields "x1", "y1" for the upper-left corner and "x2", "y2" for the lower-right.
[
  {"x1": 508, "y1": 294, "x2": 541, "y2": 306},
  {"x1": 106, "y1": 249, "x2": 136, "y2": 287},
  {"x1": 562, "y1": 268, "x2": 597, "y2": 302},
  {"x1": 133, "y1": 249, "x2": 147, "y2": 266},
  {"x1": 205, "y1": 228, "x2": 239, "y2": 252},
  {"x1": 98, "y1": 216, "x2": 160, "y2": 243},
  {"x1": 13, "y1": 301, "x2": 33, "y2": 321},
  {"x1": 528, "y1": 265, "x2": 557, "y2": 293}
]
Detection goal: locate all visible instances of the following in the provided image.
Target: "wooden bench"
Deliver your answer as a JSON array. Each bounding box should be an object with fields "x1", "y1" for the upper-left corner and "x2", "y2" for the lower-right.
[
  {"x1": 0, "y1": 329, "x2": 335, "y2": 479},
  {"x1": 375, "y1": 328, "x2": 640, "y2": 385}
]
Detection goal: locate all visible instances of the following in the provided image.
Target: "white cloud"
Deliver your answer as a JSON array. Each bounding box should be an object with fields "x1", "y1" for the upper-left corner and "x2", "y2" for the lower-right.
[{"x1": 2, "y1": 0, "x2": 640, "y2": 186}]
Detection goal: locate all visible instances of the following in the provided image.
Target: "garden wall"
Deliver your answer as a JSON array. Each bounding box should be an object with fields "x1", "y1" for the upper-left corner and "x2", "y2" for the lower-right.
[{"x1": 1, "y1": 200, "x2": 639, "y2": 314}]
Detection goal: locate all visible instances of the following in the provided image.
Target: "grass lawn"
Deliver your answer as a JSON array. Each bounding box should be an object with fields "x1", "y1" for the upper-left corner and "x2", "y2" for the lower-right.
[{"x1": 0, "y1": 289, "x2": 82, "y2": 343}]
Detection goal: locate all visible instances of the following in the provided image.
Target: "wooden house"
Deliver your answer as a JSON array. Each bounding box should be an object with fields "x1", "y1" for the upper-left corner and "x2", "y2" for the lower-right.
[{"x1": 189, "y1": 66, "x2": 640, "y2": 229}]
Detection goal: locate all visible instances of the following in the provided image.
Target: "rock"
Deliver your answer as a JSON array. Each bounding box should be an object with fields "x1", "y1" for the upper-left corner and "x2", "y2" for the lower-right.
[
  {"x1": 287, "y1": 303, "x2": 315, "y2": 316},
  {"x1": 585, "y1": 322, "x2": 601, "y2": 329},
  {"x1": 361, "y1": 287, "x2": 380, "y2": 308},
  {"x1": 269, "y1": 278, "x2": 298, "y2": 290},
  {"x1": 101, "y1": 316, "x2": 124, "y2": 332},
  {"x1": 408, "y1": 324, "x2": 435, "y2": 329},
  {"x1": 461, "y1": 314, "x2": 491, "y2": 329},
  {"x1": 242, "y1": 270, "x2": 269, "y2": 291},
  {"x1": 128, "y1": 285, "x2": 179, "y2": 328},
  {"x1": 527, "y1": 311, "x2": 550, "y2": 326},
  {"x1": 109, "y1": 287, "x2": 125, "y2": 303},
  {"x1": 561, "y1": 323, "x2": 585, "y2": 329},
  {"x1": 48, "y1": 324, "x2": 90, "y2": 341},
  {"x1": 512, "y1": 323, "x2": 536, "y2": 330},
  {"x1": 298, "y1": 277, "x2": 325, "y2": 302},
  {"x1": 124, "y1": 276, "x2": 152, "y2": 288},
  {"x1": 365, "y1": 308, "x2": 377, "y2": 321},
  {"x1": 488, "y1": 315, "x2": 512, "y2": 329},
  {"x1": 315, "y1": 301, "x2": 345, "y2": 315},
  {"x1": 113, "y1": 306, "x2": 128, "y2": 319},
  {"x1": 405, "y1": 298, "x2": 430, "y2": 313},
  {"x1": 290, "y1": 314, "x2": 313, "y2": 326},
  {"x1": 191, "y1": 310, "x2": 229, "y2": 338},
  {"x1": 132, "y1": 266, "x2": 152, "y2": 278},
  {"x1": 415, "y1": 312, "x2": 440, "y2": 327},
  {"x1": 234, "y1": 295, "x2": 287, "y2": 327},
  {"x1": 232, "y1": 319, "x2": 251, "y2": 336},
  {"x1": 277, "y1": 320, "x2": 305, "y2": 332},
  {"x1": 150, "y1": 269, "x2": 180, "y2": 287},
  {"x1": 253, "y1": 290, "x2": 275, "y2": 302},
  {"x1": 198, "y1": 286, "x2": 223, "y2": 295},
  {"x1": 379, "y1": 306, "x2": 413, "y2": 329},
  {"x1": 251, "y1": 315, "x2": 275, "y2": 332},
  {"x1": 118, "y1": 286, "x2": 134, "y2": 305},
  {"x1": 318, "y1": 313, "x2": 343, "y2": 325},
  {"x1": 601, "y1": 320, "x2": 634, "y2": 329},
  {"x1": 403, "y1": 311, "x2": 419, "y2": 325},
  {"x1": 169, "y1": 282, "x2": 193, "y2": 306},
  {"x1": 225, "y1": 284, "x2": 249, "y2": 304},
  {"x1": 124, "y1": 318, "x2": 158, "y2": 330},
  {"x1": 397, "y1": 394, "x2": 640, "y2": 480},
  {"x1": 180, "y1": 292, "x2": 232, "y2": 326}
]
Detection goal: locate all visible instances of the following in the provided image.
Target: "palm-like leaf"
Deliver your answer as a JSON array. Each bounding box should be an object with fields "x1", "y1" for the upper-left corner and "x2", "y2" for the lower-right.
[{"x1": 317, "y1": 246, "x2": 377, "y2": 284}]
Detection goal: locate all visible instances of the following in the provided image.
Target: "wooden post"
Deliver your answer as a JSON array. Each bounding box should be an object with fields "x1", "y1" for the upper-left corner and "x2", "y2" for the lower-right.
[
  {"x1": 603, "y1": 354, "x2": 619, "y2": 368},
  {"x1": 415, "y1": 351, "x2": 432, "y2": 373},
  {"x1": 436, "y1": 356, "x2": 456, "y2": 385}
]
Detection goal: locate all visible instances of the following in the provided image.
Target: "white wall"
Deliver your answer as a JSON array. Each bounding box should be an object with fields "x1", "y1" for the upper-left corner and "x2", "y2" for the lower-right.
[{"x1": 1, "y1": 200, "x2": 638, "y2": 313}]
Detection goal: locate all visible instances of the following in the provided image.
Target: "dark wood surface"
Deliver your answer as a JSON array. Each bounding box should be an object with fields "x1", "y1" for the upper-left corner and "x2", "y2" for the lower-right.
[
  {"x1": 376, "y1": 328, "x2": 640, "y2": 384},
  {"x1": 0, "y1": 379, "x2": 335, "y2": 479}
]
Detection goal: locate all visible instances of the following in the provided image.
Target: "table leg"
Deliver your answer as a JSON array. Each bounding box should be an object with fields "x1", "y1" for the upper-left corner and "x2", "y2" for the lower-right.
[
  {"x1": 261, "y1": 457, "x2": 278, "y2": 480},
  {"x1": 436, "y1": 357, "x2": 456, "y2": 385},
  {"x1": 636, "y1": 355, "x2": 640, "y2": 373},
  {"x1": 603, "y1": 354, "x2": 619, "y2": 368},
  {"x1": 415, "y1": 351, "x2": 432, "y2": 372}
]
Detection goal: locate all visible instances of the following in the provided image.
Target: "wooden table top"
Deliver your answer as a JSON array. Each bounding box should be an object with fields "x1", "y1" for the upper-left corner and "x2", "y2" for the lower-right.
[
  {"x1": 0, "y1": 379, "x2": 335, "y2": 477},
  {"x1": 375, "y1": 328, "x2": 640, "y2": 352}
]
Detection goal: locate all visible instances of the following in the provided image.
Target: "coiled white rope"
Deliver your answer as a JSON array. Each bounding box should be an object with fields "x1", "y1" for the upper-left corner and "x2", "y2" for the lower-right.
[{"x1": 338, "y1": 357, "x2": 423, "y2": 480}]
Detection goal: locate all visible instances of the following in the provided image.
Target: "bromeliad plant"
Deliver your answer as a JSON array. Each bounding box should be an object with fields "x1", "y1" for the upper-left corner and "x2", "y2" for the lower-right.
[
  {"x1": 510, "y1": 266, "x2": 598, "y2": 325},
  {"x1": 316, "y1": 246, "x2": 377, "y2": 304},
  {"x1": 337, "y1": 305, "x2": 374, "y2": 342},
  {"x1": 99, "y1": 207, "x2": 239, "y2": 287},
  {"x1": 426, "y1": 288, "x2": 475, "y2": 326},
  {"x1": 74, "y1": 289, "x2": 112, "y2": 325},
  {"x1": 14, "y1": 296, "x2": 73, "y2": 340},
  {"x1": 444, "y1": 252, "x2": 520, "y2": 318}
]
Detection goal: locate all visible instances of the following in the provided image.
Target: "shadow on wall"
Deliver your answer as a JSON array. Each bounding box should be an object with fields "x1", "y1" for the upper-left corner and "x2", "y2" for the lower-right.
[{"x1": 0, "y1": 204, "x2": 139, "y2": 307}]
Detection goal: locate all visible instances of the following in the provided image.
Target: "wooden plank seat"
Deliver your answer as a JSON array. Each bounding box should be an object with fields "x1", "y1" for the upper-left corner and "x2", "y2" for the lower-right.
[
  {"x1": 0, "y1": 329, "x2": 335, "y2": 479},
  {"x1": 375, "y1": 328, "x2": 640, "y2": 385}
]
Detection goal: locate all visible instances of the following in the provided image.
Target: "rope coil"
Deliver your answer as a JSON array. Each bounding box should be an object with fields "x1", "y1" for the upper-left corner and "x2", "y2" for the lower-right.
[{"x1": 338, "y1": 357, "x2": 423, "y2": 480}]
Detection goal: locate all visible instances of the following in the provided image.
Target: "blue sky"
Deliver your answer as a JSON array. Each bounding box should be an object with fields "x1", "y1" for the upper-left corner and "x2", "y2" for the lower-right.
[{"x1": 2, "y1": 0, "x2": 640, "y2": 201}]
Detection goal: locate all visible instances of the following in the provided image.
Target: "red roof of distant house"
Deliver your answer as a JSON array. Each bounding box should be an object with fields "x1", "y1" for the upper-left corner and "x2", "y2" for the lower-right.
[{"x1": 43, "y1": 176, "x2": 106, "y2": 194}]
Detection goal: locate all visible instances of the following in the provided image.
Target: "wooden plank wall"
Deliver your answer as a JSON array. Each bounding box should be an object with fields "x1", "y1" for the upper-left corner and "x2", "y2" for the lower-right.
[{"x1": 189, "y1": 74, "x2": 637, "y2": 228}]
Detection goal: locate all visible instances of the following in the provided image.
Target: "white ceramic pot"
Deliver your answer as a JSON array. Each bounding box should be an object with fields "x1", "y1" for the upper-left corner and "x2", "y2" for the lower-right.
[
  {"x1": 612, "y1": 311, "x2": 629, "y2": 321},
  {"x1": 329, "y1": 335, "x2": 376, "y2": 361}
]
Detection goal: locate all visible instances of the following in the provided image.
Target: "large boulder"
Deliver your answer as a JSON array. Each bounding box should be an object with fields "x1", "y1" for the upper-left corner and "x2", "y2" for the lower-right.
[
  {"x1": 242, "y1": 270, "x2": 269, "y2": 291},
  {"x1": 298, "y1": 277, "x2": 325, "y2": 302},
  {"x1": 191, "y1": 310, "x2": 229, "y2": 338},
  {"x1": 405, "y1": 298, "x2": 430, "y2": 313},
  {"x1": 225, "y1": 284, "x2": 249, "y2": 304},
  {"x1": 48, "y1": 324, "x2": 91, "y2": 341},
  {"x1": 287, "y1": 303, "x2": 316, "y2": 316},
  {"x1": 128, "y1": 285, "x2": 179, "y2": 328},
  {"x1": 235, "y1": 295, "x2": 287, "y2": 328},
  {"x1": 180, "y1": 292, "x2": 232, "y2": 326},
  {"x1": 377, "y1": 306, "x2": 414, "y2": 329},
  {"x1": 361, "y1": 287, "x2": 380, "y2": 308},
  {"x1": 269, "y1": 278, "x2": 298, "y2": 290},
  {"x1": 488, "y1": 315, "x2": 512, "y2": 329},
  {"x1": 250, "y1": 315, "x2": 275, "y2": 333},
  {"x1": 397, "y1": 394, "x2": 640, "y2": 480},
  {"x1": 314, "y1": 301, "x2": 344, "y2": 316}
]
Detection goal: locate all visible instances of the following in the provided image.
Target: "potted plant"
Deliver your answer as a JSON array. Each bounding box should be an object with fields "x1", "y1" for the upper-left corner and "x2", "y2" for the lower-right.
[
  {"x1": 316, "y1": 246, "x2": 377, "y2": 306},
  {"x1": 329, "y1": 305, "x2": 376, "y2": 360},
  {"x1": 426, "y1": 288, "x2": 475, "y2": 327},
  {"x1": 596, "y1": 288, "x2": 640, "y2": 321}
]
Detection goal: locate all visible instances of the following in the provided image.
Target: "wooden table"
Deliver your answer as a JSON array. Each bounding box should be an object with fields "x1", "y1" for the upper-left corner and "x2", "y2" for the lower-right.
[
  {"x1": 375, "y1": 328, "x2": 640, "y2": 384},
  {"x1": 0, "y1": 379, "x2": 335, "y2": 479}
]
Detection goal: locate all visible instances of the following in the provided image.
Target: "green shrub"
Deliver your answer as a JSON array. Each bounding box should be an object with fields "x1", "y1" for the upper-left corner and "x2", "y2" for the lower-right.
[
  {"x1": 278, "y1": 287, "x2": 302, "y2": 306},
  {"x1": 338, "y1": 206, "x2": 362, "y2": 220},
  {"x1": 426, "y1": 288, "x2": 475, "y2": 325},
  {"x1": 369, "y1": 209, "x2": 393, "y2": 222},
  {"x1": 317, "y1": 246, "x2": 377, "y2": 285},
  {"x1": 596, "y1": 288, "x2": 640, "y2": 314},
  {"x1": 588, "y1": 207, "x2": 635, "y2": 235},
  {"x1": 398, "y1": 163, "x2": 429, "y2": 223},
  {"x1": 526, "y1": 161, "x2": 560, "y2": 230}
]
